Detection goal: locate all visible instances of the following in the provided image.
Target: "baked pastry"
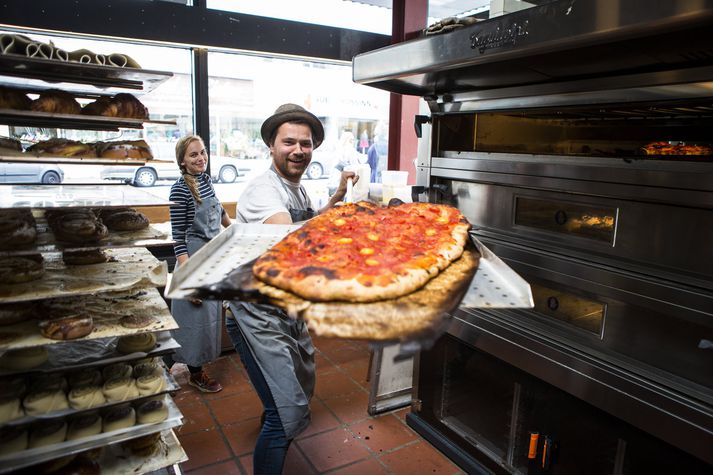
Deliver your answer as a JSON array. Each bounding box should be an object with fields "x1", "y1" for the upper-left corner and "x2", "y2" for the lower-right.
[
  {"x1": 100, "y1": 208, "x2": 150, "y2": 231},
  {"x1": 30, "y1": 89, "x2": 81, "y2": 115},
  {"x1": 95, "y1": 139, "x2": 153, "y2": 160},
  {"x1": 0, "y1": 136, "x2": 23, "y2": 152},
  {"x1": 28, "y1": 419, "x2": 67, "y2": 448},
  {"x1": 122, "y1": 431, "x2": 161, "y2": 456},
  {"x1": 28, "y1": 373, "x2": 68, "y2": 392},
  {"x1": 101, "y1": 363, "x2": 133, "y2": 381},
  {"x1": 38, "y1": 314, "x2": 94, "y2": 340},
  {"x1": 62, "y1": 249, "x2": 109, "y2": 265},
  {"x1": 0, "y1": 254, "x2": 44, "y2": 284},
  {"x1": 80, "y1": 96, "x2": 118, "y2": 117},
  {"x1": 0, "y1": 301, "x2": 37, "y2": 326},
  {"x1": 0, "y1": 346, "x2": 48, "y2": 370},
  {"x1": 0, "y1": 86, "x2": 31, "y2": 110},
  {"x1": 68, "y1": 369, "x2": 102, "y2": 389},
  {"x1": 136, "y1": 374, "x2": 165, "y2": 396},
  {"x1": 0, "y1": 425, "x2": 28, "y2": 455},
  {"x1": 102, "y1": 377, "x2": 139, "y2": 402},
  {"x1": 116, "y1": 332, "x2": 157, "y2": 354},
  {"x1": 135, "y1": 399, "x2": 168, "y2": 424},
  {"x1": 82, "y1": 93, "x2": 148, "y2": 119},
  {"x1": 102, "y1": 404, "x2": 135, "y2": 432},
  {"x1": 132, "y1": 361, "x2": 161, "y2": 378},
  {"x1": 27, "y1": 138, "x2": 96, "y2": 158},
  {"x1": 0, "y1": 395, "x2": 24, "y2": 423},
  {"x1": 68, "y1": 384, "x2": 106, "y2": 410},
  {"x1": 66, "y1": 412, "x2": 102, "y2": 440},
  {"x1": 23, "y1": 388, "x2": 69, "y2": 415},
  {"x1": 119, "y1": 314, "x2": 156, "y2": 329},
  {"x1": 49, "y1": 210, "x2": 108, "y2": 244},
  {"x1": 0, "y1": 375, "x2": 27, "y2": 399}
]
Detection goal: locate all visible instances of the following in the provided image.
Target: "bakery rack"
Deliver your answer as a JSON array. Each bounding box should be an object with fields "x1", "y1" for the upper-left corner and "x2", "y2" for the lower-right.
[{"x1": 0, "y1": 38, "x2": 187, "y2": 474}]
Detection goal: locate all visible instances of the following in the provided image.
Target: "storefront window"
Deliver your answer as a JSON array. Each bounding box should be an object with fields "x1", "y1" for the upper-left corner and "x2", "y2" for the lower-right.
[
  {"x1": 0, "y1": 30, "x2": 193, "y2": 187},
  {"x1": 207, "y1": 51, "x2": 390, "y2": 206},
  {"x1": 207, "y1": 0, "x2": 393, "y2": 35}
]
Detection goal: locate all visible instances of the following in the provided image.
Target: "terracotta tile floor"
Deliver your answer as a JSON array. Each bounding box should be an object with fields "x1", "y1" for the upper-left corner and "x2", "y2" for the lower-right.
[{"x1": 172, "y1": 335, "x2": 465, "y2": 475}]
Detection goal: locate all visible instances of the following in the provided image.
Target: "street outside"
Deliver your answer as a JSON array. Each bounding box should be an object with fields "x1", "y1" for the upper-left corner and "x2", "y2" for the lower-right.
[{"x1": 60, "y1": 159, "x2": 335, "y2": 211}]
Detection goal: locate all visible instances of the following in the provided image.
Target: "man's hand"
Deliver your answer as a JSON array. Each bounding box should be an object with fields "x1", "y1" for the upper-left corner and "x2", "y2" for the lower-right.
[{"x1": 333, "y1": 171, "x2": 358, "y2": 202}]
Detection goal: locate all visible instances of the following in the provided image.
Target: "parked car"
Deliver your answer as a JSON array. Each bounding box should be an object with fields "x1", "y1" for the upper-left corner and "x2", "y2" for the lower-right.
[
  {"x1": 99, "y1": 156, "x2": 247, "y2": 187},
  {"x1": 304, "y1": 149, "x2": 336, "y2": 180},
  {"x1": 0, "y1": 162, "x2": 64, "y2": 184}
]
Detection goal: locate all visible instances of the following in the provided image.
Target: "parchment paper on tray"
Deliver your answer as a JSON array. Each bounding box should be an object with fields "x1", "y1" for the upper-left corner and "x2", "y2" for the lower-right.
[
  {"x1": 0, "y1": 222, "x2": 174, "y2": 256},
  {"x1": 201, "y1": 247, "x2": 480, "y2": 344},
  {"x1": 0, "y1": 331, "x2": 178, "y2": 376},
  {"x1": 0, "y1": 247, "x2": 166, "y2": 303},
  {"x1": 0, "y1": 287, "x2": 177, "y2": 352}
]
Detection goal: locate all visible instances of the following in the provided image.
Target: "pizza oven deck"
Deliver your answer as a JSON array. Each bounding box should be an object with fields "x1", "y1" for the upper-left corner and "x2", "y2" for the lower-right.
[{"x1": 354, "y1": 0, "x2": 713, "y2": 472}]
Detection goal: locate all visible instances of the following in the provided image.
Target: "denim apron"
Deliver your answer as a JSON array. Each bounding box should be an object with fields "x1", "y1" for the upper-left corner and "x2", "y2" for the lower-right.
[
  {"x1": 227, "y1": 181, "x2": 316, "y2": 439},
  {"x1": 170, "y1": 193, "x2": 223, "y2": 367}
]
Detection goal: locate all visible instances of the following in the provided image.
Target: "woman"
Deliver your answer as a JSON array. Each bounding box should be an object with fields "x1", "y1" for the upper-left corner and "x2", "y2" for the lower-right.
[{"x1": 167, "y1": 134, "x2": 231, "y2": 392}]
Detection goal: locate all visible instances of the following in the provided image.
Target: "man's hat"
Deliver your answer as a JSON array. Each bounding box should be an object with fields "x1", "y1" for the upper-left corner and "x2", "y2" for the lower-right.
[{"x1": 260, "y1": 103, "x2": 324, "y2": 149}]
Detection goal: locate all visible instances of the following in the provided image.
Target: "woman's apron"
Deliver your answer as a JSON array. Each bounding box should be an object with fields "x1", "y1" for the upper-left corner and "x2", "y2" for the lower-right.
[
  {"x1": 170, "y1": 194, "x2": 223, "y2": 367},
  {"x1": 229, "y1": 186, "x2": 316, "y2": 439}
]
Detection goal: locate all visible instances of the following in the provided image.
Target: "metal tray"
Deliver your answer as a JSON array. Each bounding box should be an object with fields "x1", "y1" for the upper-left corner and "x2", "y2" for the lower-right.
[
  {"x1": 0, "y1": 394, "x2": 183, "y2": 473},
  {"x1": 99, "y1": 428, "x2": 188, "y2": 475},
  {"x1": 0, "y1": 332, "x2": 179, "y2": 377},
  {"x1": 166, "y1": 223, "x2": 533, "y2": 309},
  {"x1": 0, "y1": 362, "x2": 179, "y2": 427},
  {"x1": 0, "y1": 222, "x2": 173, "y2": 257},
  {"x1": 0, "y1": 184, "x2": 173, "y2": 210},
  {"x1": 0, "y1": 108, "x2": 176, "y2": 131},
  {"x1": 0, "y1": 287, "x2": 177, "y2": 352},
  {"x1": 0, "y1": 247, "x2": 167, "y2": 303}
]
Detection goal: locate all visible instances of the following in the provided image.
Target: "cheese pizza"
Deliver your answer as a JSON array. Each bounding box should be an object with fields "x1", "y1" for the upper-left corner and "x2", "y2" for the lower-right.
[{"x1": 252, "y1": 201, "x2": 471, "y2": 302}]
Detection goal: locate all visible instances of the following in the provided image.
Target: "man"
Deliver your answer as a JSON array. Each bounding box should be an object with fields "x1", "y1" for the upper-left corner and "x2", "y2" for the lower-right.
[{"x1": 226, "y1": 104, "x2": 356, "y2": 475}]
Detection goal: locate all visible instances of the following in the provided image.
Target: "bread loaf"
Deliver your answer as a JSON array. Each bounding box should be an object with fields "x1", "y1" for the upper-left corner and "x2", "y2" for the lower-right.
[
  {"x1": 0, "y1": 86, "x2": 31, "y2": 110},
  {"x1": 116, "y1": 332, "x2": 157, "y2": 354},
  {"x1": 23, "y1": 388, "x2": 69, "y2": 415},
  {"x1": 135, "y1": 399, "x2": 168, "y2": 424},
  {"x1": 102, "y1": 377, "x2": 139, "y2": 402},
  {"x1": 0, "y1": 255, "x2": 44, "y2": 284},
  {"x1": 96, "y1": 139, "x2": 153, "y2": 160},
  {"x1": 0, "y1": 425, "x2": 28, "y2": 455},
  {"x1": 66, "y1": 412, "x2": 102, "y2": 440},
  {"x1": 38, "y1": 314, "x2": 94, "y2": 340},
  {"x1": 26, "y1": 138, "x2": 96, "y2": 158},
  {"x1": 62, "y1": 249, "x2": 109, "y2": 265},
  {"x1": 82, "y1": 93, "x2": 148, "y2": 119},
  {"x1": 102, "y1": 404, "x2": 135, "y2": 432},
  {"x1": 0, "y1": 346, "x2": 48, "y2": 370},
  {"x1": 68, "y1": 384, "x2": 106, "y2": 410},
  {"x1": 30, "y1": 89, "x2": 81, "y2": 115},
  {"x1": 28, "y1": 419, "x2": 67, "y2": 448},
  {"x1": 100, "y1": 209, "x2": 150, "y2": 231}
]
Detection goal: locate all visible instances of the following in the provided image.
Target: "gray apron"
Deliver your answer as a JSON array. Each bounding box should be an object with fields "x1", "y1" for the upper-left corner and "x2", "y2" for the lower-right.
[
  {"x1": 229, "y1": 186, "x2": 316, "y2": 439},
  {"x1": 170, "y1": 193, "x2": 223, "y2": 367}
]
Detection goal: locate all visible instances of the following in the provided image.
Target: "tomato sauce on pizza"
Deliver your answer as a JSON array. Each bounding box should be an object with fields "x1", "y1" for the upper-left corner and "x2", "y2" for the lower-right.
[{"x1": 253, "y1": 201, "x2": 470, "y2": 302}]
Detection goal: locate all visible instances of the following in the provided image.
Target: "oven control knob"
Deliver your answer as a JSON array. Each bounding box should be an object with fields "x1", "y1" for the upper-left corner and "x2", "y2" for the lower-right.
[
  {"x1": 554, "y1": 210, "x2": 568, "y2": 225},
  {"x1": 547, "y1": 296, "x2": 559, "y2": 311}
]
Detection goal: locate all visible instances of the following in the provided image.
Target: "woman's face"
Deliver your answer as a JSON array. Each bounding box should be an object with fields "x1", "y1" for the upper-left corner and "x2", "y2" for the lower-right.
[{"x1": 182, "y1": 139, "x2": 208, "y2": 175}]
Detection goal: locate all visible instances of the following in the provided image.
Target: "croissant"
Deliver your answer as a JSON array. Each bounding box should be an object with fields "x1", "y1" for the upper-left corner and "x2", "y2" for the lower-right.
[{"x1": 30, "y1": 89, "x2": 81, "y2": 114}]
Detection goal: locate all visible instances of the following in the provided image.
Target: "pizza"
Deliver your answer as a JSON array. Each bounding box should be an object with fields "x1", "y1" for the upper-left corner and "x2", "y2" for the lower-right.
[
  {"x1": 252, "y1": 201, "x2": 471, "y2": 303},
  {"x1": 641, "y1": 141, "x2": 713, "y2": 156}
]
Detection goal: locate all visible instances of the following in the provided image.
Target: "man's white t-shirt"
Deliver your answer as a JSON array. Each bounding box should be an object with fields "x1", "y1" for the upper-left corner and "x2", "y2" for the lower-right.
[{"x1": 237, "y1": 167, "x2": 314, "y2": 224}]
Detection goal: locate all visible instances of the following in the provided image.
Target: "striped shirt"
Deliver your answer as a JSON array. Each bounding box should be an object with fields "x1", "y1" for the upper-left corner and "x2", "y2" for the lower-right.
[{"x1": 169, "y1": 173, "x2": 223, "y2": 257}]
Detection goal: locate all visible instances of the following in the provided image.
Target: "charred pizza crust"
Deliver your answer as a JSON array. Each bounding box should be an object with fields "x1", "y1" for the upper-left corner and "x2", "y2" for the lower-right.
[
  {"x1": 252, "y1": 248, "x2": 480, "y2": 340},
  {"x1": 253, "y1": 201, "x2": 470, "y2": 303}
]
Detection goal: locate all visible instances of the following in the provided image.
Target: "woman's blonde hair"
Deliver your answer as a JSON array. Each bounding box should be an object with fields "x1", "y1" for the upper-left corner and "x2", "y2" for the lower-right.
[{"x1": 175, "y1": 134, "x2": 204, "y2": 204}]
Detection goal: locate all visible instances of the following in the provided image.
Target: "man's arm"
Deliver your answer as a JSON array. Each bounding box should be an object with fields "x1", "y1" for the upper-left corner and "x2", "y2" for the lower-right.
[
  {"x1": 264, "y1": 212, "x2": 293, "y2": 224},
  {"x1": 319, "y1": 170, "x2": 358, "y2": 214}
]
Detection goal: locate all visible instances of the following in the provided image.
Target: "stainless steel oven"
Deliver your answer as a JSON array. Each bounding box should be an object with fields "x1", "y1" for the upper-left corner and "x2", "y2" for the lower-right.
[{"x1": 353, "y1": 1, "x2": 713, "y2": 473}]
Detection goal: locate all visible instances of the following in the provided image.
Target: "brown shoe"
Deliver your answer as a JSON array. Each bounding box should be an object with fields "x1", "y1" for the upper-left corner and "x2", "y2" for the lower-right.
[{"x1": 188, "y1": 371, "x2": 223, "y2": 393}]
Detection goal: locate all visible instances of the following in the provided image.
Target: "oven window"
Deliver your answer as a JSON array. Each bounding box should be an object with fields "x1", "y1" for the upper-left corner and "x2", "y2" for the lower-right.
[
  {"x1": 514, "y1": 196, "x2": 617, "y2": 244},
  {"x1": 530, "y1": 282, "x2": 606, "y2": 336}
]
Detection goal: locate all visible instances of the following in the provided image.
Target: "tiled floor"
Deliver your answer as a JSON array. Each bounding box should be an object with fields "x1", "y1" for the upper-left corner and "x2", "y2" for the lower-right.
[{"x1": 171, "y1": 335, "x2": 465, "y2": 475}]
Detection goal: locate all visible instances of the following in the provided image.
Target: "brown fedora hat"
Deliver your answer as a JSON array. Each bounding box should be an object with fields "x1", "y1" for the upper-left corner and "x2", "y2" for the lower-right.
[{"x1": 260, "y1": 103, "x2": 324, "y2": 149}]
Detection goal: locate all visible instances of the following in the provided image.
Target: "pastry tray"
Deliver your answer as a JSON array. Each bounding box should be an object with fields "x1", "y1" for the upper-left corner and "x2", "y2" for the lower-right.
[
  {"x1": 99, "y1": 428, "x2": 188, "y2": 475},
  {"x1": 0, "y1": 395, "x2": 183, "y2": 473},
  {"x1": 0, "y1": 363, "x2": 179, "y2": 427},
  {"x1": 0, "y1": 184, "x2": 173, "y2": 210},
  {"x1": 0, "y1": 222, "x2": 173, "y2": 257},
  {"x1": 0, "y1": 247, "x2": 167, "y2": 303},
  {"x1": 0, "y1": 287, "x2": 177, "y2": 352},
  {"x1": 166, "y1": 223, "x2": 533, "y2": 309},
  {"x1": 0, "y1": 108, "x2": 175, "y2": 131},
  {"x1": 0, "y1": 331, "x2": 179, "y2": 377}
]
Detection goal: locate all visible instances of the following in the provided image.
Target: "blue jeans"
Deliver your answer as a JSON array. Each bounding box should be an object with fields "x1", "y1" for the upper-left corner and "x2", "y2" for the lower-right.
[{"x1": 225, "y1": 317, "x2": 290, "y2": 475}]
